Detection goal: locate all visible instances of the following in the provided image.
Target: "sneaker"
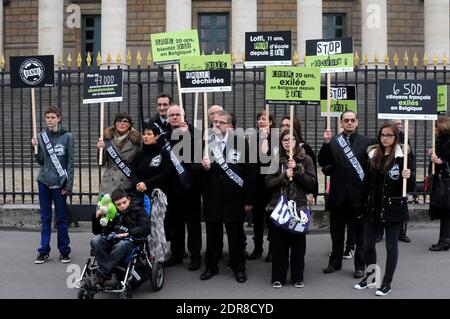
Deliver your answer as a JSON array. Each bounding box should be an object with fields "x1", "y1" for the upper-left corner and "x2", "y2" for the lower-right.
[
  {"x1": 343, "y1": 248, "x2": 354, "y2": 259},
  {"x1": 35, "y1": 253, "x2": 49, "y2": 264},
  {"x1": 354, "y1": 276, "x2": 376, "y2": 290},
  {"x1": 59, "y1": 254, "x2": 71, "y2": 263},
  {"x1": 272, "y1": 281, "x2": 283, "y2": 289},
  {"x1": 375, "y1": 284, "x2": 392, "y2": 296},
  {"x1": 294, "y1": 281, "x2": 305, "y2": 288}
]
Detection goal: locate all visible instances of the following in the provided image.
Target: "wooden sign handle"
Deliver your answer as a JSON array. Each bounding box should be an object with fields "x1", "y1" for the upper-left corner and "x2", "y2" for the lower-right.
[
  {"x1": 175, "y1": 63, "x2": 185, "y2": 123},
  {"x1": 203, "y1": 92, "x2": 209, "y2": 158},
  {"x1": 402, "y1": 120, "x2": 409, "y2": 197},
  {"x1": 31, "y1": 88, "x2": 38, "y2": 155},
  {"x1": 99, "y1": 102, "x2": 104, "y2": 165}
]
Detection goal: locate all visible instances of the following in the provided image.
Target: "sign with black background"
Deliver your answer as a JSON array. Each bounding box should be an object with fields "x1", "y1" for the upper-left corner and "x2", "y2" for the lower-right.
[
  {"x1": 378, "y1": 79, "x2": 437, "y2": 120},
  {"x1": 83, "y1": 69, "x2": 123, "y2": 104},
  {"x1": 10, "y1": 55, "x2": 54, "y2": 88},
  {"x1": 244, "y1": 31, "x2": 291, "y2": 66}
]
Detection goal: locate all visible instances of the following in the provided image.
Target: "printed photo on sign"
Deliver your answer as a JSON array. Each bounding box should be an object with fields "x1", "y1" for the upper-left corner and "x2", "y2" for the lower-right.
[
  {"x1": 244, "y1": 31, "x2": 292, "y2": 67},
  {"x1": 10, "y1": 55, "x2": 55, "y2": 88}
]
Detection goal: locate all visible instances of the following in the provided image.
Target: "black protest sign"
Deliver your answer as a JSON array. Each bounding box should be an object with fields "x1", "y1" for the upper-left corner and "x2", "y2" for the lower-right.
[
  {"x1": 244, "y1": 31, "x2": 291, "y2": 66},
  {"x1": 83, "y1": 69, "x2": 123, "y2": 104},
  {"x1": 378, "y1": 79, "x2": 438, "y2": 120},
  {"x1": 10, "y1": 55, "x2": 55, "y2": 88},
  {"x1": 305, "y1": 37, "x2": 353, "y2": 73},
  {"x1": 320, "y1": 86, "x2": 357, "y2": 117}
]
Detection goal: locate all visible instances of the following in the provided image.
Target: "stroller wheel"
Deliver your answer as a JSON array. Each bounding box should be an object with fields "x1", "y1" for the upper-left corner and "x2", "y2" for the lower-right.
[
  {"x1": 119, "y1": 285, "x2": 132, "y2": 299},
  {"x1": 151, "y1": 261, "x2": 164, "y2": 291},
  {"x1": 77, "y1": 289, "x2": 94, "y2": 299}
]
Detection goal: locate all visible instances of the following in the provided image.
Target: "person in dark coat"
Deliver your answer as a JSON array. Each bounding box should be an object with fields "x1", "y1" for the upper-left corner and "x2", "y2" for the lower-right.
[
  {"x1": 354, "y1": 122, "x2": 414, "y2": 296},
  {"x1": 428, "y1": 115, "x2": 450, "y2": 251},
  {"x1": 318, "y1": 110, "x2": 374, "y2": 278},
  {"x1": 266, "y1": 130, "x2": 316, "y2": 288},
  {"x1": 198, "y1": 110, "x2": 257, "y2": 283},
  {"x1": 148, "y1": 93, "x2": 172, "y2": 135}
]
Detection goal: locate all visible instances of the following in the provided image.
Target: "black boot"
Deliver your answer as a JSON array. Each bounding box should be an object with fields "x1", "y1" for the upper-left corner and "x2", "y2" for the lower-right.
[{"x1": 247, "y1": 247, "x2": 263, "y2": 260}]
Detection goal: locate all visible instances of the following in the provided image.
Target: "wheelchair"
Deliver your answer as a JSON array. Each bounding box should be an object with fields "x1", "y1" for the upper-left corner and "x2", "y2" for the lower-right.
[{"x1": 74, "y1": 235, "x2": 164, "y2": 299}]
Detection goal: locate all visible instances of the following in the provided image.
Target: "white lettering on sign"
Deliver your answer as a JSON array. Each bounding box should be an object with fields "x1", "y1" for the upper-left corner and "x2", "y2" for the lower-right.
[
  {"x1": 317, "y1": 41, "x2": 342, "y2": 56},
  {"x1": 366, "y1": 4, "x2": 381, "y2": 29},
  {"x1": 330, "y1": 87, "x2": 347, "y2": 100}
]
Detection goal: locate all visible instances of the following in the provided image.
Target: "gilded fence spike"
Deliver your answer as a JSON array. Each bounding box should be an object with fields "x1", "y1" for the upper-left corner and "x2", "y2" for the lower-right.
[
  {"x1": 241, "y1": 51, "x2": 245, "y2": 63},
  {"x1": 202, "y1": 50, "x2": 205, "y2": 56},
  {"x1": 57, "y1": 53, "x2": 63, "y2": 68},
  {"x1": 384, "y1": 52, "x2": 389, "y2": 66},
  {"x1": 96, "y1": 52, "x2": 102, "y2": 66},
  {"x1": 422, "y1": 53, "x2": 428, "y2": 66},
  {"x1": 77, "y1": 52, "x2": 82, "y2": 68},
  {"x1": 106, "y1": 52, "x2": 112, "y2": 66},
  {"x1": 136, "y1": 50, "x2": 142, "y2": 66},
  {"x1": 293, "y1": 50, "x2": 299, "y2": 65},
  {"x1": 354, "y1": 51, "x2": 360, "y2": 65},
  {"x1": 433, "y1": 54, "x2": 438, "y2": 66},
  {"x1": 443, "y1": 52, "x2": 448, "y2": 66},
  {"x1": 393, "y1": 51, "x2": 399, "y2": 66},
  {"x1": 116, "y1": 52, "x2": 122, "y2": 65},
  {"x1": 86, "y1": 52, "x2": 92, "y2": 67},
  {"x1": 403, "y1": 51, "x2": 409, "y2": 67},
  {"x1": 146, "y1": 52, "x2": 152, "y2": 66},
  {"x1": 231, "y1": 51, "x2": 237, "y2": 65},
  {"x1": 0, "y1": 54, "x2": 5, "y2": 69},
  {"x1": 413, "y1": 52, "x2": 419, "y2": 67},
  {"x1": 364, "y1": 53, "x2": 368, "y2": 65},
  {"x1": 374, "y1": 52, "x2": 379, "y2": 64},
  {"x1": 66, "y1": 53, "x2": 72, "y2": 68},
  {"x1": 126, "y1": 49, "x2": 132, "y2": 66},
  {"x1": 222, "y1": 50, "x2": 226, "y2": 55}
]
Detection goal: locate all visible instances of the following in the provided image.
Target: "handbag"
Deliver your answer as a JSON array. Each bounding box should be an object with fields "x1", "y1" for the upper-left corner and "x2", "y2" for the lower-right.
[
  {"x1": 430, "y1": 162, "x2": 450, "y2": 211},
  {"x1": 270, "y1": 195, "x2": 311, "y2": 234}
]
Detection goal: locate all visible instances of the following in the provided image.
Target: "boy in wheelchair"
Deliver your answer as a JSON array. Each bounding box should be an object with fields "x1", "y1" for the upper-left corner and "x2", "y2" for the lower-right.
[{"x1": 82, "y1": 188, "x2": 151, "y2": 289}]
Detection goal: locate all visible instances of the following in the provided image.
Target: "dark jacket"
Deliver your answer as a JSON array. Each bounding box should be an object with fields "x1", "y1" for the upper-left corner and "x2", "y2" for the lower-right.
[
  {"x1": 429, "y1": 134, "x2": 450, "y2": 219},
  {"x1": 301, "y1": 143, "x2": 318, "y2": 198},
  {"x1": 198, "y1": 132, "x2": 257, "y2": 223},
  {"x1": 360, "y1": 145, "x2": 415, "y2": 223},
  {"x1": 318, "y1": 131, "x2": 374, "y2": 209},
  {"x1": 92, "y1": 202, "x2": 151, "y2": 238},
  {"x1": 266, "y1": 149, "x2": 316, "y2": 211}
]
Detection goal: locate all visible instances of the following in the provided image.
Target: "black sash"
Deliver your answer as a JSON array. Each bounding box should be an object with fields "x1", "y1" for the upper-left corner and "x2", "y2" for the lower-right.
[
  {"x1": 209, "y1": 139, "x2": 244, "y2": 188},
  {"x1": 41, "y1": 131, "x2": 67, "y2": 188},
  {"x1": 160, "y1": 135, "x2": 193, "y2": 189},
  {"x1": 104, "y1": 139, "x2": 139, "y2": 185}
]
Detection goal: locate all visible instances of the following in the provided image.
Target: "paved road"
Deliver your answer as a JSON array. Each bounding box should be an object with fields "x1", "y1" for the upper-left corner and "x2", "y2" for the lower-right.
[{"x1": 1, "y1": 224, "x2": 449, "y2": 300}]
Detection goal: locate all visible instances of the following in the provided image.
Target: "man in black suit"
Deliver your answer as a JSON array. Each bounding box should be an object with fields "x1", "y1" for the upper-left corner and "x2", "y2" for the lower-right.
[
  {"x1": 149, "y1": 93, "x2": 172, "y2": 135},
  {"x1": 198, "y1": 110, "x2": 256, "y2": 283},
  {"x1": 318, "y1": 110, "x2": 374, "y2": 278}
]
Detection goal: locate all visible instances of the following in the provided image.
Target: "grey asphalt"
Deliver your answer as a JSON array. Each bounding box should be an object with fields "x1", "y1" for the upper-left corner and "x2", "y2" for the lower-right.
[{"x1": 1, "y1": 223, "x2": 449, "y2": 299}]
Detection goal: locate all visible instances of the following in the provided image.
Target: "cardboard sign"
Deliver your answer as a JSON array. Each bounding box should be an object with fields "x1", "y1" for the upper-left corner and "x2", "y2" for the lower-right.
[
  {"x1": 10, "y1": 55, "x2": 55, "y2": 88},
  {"x1": 265, "y1": 66, "x2": 320, "y2": 105},
  {"x1": 378, "y1": 79, "x2": 437, "y2": 120},
  {"x1": 83, "y1": 69, "x2": 123, "y2": 104},
  {"x1": 437, "y1": 85, "x2": 447, "y2": 115},
  {"x1": 320, "y1": 86, "x2": 357, "y2": 117},
  {"x1": 305, "y1": 37, "x2": 353, "y2": 73},
  {"x1": 179, "y1": 54, "x2": 231, "y2": 93},
  {"x1": 244, "y1": 31, "x2": 292, "y2": 67},
  {"x1": 151, "y1": 30, "x2": 200, "y2": 65}
]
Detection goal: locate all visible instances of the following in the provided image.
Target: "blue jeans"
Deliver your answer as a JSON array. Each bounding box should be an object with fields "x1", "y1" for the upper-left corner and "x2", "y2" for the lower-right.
[
  {"x1": 91, "y1": 235, "x2": 134, "y2": 279},
  {"x1": 37, "y1": 181, "x2": 71, "y2": 255}
]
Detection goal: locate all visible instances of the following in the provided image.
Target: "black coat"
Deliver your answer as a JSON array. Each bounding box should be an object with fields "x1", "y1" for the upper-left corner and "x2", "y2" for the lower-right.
[
  {"x1": 318, "y1": 132, "x2": 374, "y2": 209},
  {"x1": 301, "y1": 143, "x2": 318, "y2": 198},
  {"x1": 360, "y1": 145, "x2": 415, "y2": 223},
  {"x1": 198, "y1": 132, "x2": 257, "y2": 223},
  {"x1": 429, "y1": 134, "x2": 450, "y2": 219}
]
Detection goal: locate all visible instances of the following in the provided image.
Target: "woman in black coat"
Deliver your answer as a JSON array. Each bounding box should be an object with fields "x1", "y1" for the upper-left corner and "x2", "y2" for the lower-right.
[
  {"x1": 429, "y1": 115, "x2": 450, "y2": 251},
  {"x1": 354, "y1": 122, "x2": 414, "y2": 296}
]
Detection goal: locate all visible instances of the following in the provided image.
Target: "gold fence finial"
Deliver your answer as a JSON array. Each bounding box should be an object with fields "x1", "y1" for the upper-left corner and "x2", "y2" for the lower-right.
[
  {"x1": 116, "y1": 52, "x2": 122, "y2": 65},
  {"x1": 96, "y1": 52, "x2": 102, "y2": 66},
  {"x1": 403, "y1": 50, "x2": 409, "y2": 67},
  {"x1": 77, "y1": 52, "x2": 82, "y2": 68},
  {"x1": 212, "y1": 50, "x2": 215, "y2": 55},
  {"x1": 126, "y1": 49, "x2": 132, "y2": 66},
  {"x1": 136, "y1": 50, "x2": 142, "y2": 67},
  {"x1": 433, "y1": 54, "x2": 438, "y2": 66},
  {"x1": 413, "y1": 52, "x2": 419, "y2": 67},
  {"x1": 202, "y1": 50, "x2": 205, "y2": 56},
  {"x1": 443, "y1": 52, "x2": 448, "y2": 65},
  {"x1": 293, "y1": 50, "x2": 299, "y2": 65},
  {"x1": 57, "y1": 53, "x2": 63, "y2": 68},
  {"x1": 0, "y1": 54, "x2": 5, "y2": 69},
  {"x1": 146, "y1": 52, "x2": 153, "y2": 66},
  {"x1": 364, "y1": 52, "x2": 369, "y2": 65},
  {"x1": 222, "y1": 50, "x2": 226, "y2": 55},
  {"x1": 393, "y1": 51, "x2": 399, "y2": 66},
  {"x1": 241, "y1": 51, "x2": 245, "y2": 63},
  {"x1": 86, "y1": 52, "x2": 92, "y2": 67},
  {"x1": 231, "y1": 51, "x2": 237, "y2": 65},
  {"x1": 384, "y1": 52, "x2": 389, "y2": 66},
  {"x1": 422, "y1": 52, "x2": 428, "y2": 66},
  {"x1": 354, "y1": 51, "x2": 360, "y2": 65},
  {"x1": 106, "y1": 52, "x2": 112, "y2": 66},
  {"x1": 374, "y1": 52, "x2": 379, "y2": 64},
  {"x1": 66, "y1": 53, "x2": 72, "y2": 68}
]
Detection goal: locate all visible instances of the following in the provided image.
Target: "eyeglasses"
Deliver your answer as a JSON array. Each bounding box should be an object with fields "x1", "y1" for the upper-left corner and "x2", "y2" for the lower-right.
[
  {"x1": 380, "y1": 134, "x2": 395, "y2": 138},
  {"x1": 168, "y1": 113, "x2": 181, "y2": 118},
  {"x1": 117, "y1": 119, "x2": 130, "y2": 124},
  {"x1": 342, "y1": 118, "x2": 357, "y2": 123},
  {"x1": 281, "y1": 124, "x2": 290, "y2": 128},
  {"x1": 282, "y1": 138, "x2": 296, "y2": 143},
  {"x1": 213, "y1": 120, "x2": 229, "y2": 125}
]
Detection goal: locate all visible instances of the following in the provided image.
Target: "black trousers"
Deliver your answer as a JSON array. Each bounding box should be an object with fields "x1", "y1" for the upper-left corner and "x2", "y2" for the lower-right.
[
  {"x1": 251, "y1": 202, "x2": 272, "y2": 251},
  {"x1": 271, "y1": 225, "x2": 306, "y2": 284},
  {"x1": 364, "y1": 221, "x2": 402, "y2": 285},
  {"x1": 205, "y1": 220, "x2": 246, "y2": 273},
  {"x1": 345, "y1": 219, "x2": 355, "y2": 250},
  {"x1": 438, "y1": 215, "x2": 450, "y2": 244},
  {"x1": 329, "y1": 203, "x2": 365, "y2": 270}
]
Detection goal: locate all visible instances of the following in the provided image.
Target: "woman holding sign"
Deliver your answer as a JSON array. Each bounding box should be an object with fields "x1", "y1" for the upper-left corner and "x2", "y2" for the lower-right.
[
  {"x1": 265, "y1": 130, "x2": 316, "y2": 288},
  {"x1": 354, "y1": 122, "x2": 414, "y2": 296}
]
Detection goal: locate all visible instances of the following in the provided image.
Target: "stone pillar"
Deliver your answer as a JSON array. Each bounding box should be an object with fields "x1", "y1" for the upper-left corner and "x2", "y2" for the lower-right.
[
  {"x1": 361, "y1": 0, "x2": 387, "y2": 65},
  {"x1": 166, "y1": 0, "x2": 191, "y2": 32},
  {"x1": 0, "y1": 1, "x2": 3, "y2": 55},
  {"x1": 38, "y1": 0, "x2": 64, "y2": 58},
  {"x1": 232, "y1": 0, "x2": 257, "y2": 60},
  {"x1": 101, "y1": 0, "x2": 127, "y2": 66},
  {"x1": 424, "y1": 0, "x2": 449, "y2": 64},
  {"x1": 297, "y1": 0, "x2": 322, "y2": 64}
]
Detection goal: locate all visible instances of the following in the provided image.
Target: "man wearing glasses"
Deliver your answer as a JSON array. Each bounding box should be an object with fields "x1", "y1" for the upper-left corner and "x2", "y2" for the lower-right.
[{"x1": 318, "y1": 110, "x2": 375, "y2": 279}]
